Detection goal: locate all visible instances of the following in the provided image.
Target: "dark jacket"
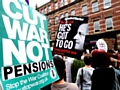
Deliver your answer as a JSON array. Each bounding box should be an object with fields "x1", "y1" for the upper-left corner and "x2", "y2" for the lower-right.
[{"x1": 91, "y1": 68, "x2": 115, "y2": 90}]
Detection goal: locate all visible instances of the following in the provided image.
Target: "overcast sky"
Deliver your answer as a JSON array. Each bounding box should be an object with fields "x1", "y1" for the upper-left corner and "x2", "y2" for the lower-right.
[
  {"x1": 20, "y1": 0, "x2": 50, "y2": 8},
  {"x1": 30, "y1": 0, "x2": 50, "y2": 8}
]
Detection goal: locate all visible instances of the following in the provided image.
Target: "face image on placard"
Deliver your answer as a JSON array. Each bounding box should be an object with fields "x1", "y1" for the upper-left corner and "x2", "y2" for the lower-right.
[{"x1": 73, "y1": 24, "x2": 88, "y2": 51}]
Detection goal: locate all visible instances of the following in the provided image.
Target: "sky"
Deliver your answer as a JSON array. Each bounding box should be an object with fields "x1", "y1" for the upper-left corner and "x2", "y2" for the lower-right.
[
  {"x1": 30, "y1": 0, "x2": 50, "y2": 8},
  {"x1": 20, "y1": 0, "x2": 50, "y2": 8}
]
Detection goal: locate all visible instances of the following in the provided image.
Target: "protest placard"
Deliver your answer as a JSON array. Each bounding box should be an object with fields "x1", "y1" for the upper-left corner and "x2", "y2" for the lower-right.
[
  {"x1": 96, "y1": 39, "x2": 108, "y2": 52},
  {"x1": 53, "y1": 16, "x2": 88, "y2": 59},
  {"x1": 0, "y1": 0, "x2": 59, "y2": 89}
]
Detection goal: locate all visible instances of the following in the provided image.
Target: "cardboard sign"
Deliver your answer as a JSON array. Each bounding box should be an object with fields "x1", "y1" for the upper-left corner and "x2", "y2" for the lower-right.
[
  {"x1": 0, "y1": 0, "x2": 59, "y2": 89},
  {"x1": 53, "y1": 16, "x2": 88, "y2": 59},
  {"x1": 96, "y1": 39, "x2": 108, "y2": 52}
]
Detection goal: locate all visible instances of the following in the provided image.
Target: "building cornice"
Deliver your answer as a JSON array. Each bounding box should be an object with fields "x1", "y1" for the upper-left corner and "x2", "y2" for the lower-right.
[{"x1": 37, "y1": 0, "x2": 83, "y2": 15}]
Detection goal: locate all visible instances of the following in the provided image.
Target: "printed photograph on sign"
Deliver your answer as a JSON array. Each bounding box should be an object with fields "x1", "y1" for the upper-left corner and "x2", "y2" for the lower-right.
[
  {"x1": 0, "y1": 0, "x2": 59, "y2": 90},
  {"x1": 53, "y1": 16, "x2": 88, "y2": 59}
]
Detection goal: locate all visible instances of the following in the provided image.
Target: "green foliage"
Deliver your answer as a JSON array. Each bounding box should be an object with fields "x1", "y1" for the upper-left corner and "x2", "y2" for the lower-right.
[{"x1": 71, "y1": 59, "x2": 85, "y2": 83}]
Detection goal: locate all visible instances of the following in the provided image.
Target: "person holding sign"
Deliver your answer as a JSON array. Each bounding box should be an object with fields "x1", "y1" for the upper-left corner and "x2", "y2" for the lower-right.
[
  {"x1": 51, "y1": 56, "x2": 79, "y2": 90},
  {"x1": 73, "y1": 24, "x2": 88, "y2": 51}
]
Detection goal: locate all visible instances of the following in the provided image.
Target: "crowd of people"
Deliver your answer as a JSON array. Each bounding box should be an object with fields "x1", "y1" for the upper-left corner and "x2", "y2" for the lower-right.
[
  {"x1": 41, "y1": 20, "x2": 120, "y2": 90},
  {"x1": 46, "y1": 48, "x2": 120, "y2": 90}
]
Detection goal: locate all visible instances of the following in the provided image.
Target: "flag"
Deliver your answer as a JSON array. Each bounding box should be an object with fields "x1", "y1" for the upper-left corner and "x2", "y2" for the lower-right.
[{"x1": 25, "y1": 0, "x2": 29, "y2": 5}]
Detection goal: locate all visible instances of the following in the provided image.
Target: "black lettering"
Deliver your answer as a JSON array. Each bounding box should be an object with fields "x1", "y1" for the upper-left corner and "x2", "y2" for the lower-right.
[
  {"x1": 41, "y1": 62, "x2": 46, "y2": 70},
  {"x1": 38, "y1": 62, "x2": 42, "y2": 71},
  {"x1": 32, "y1": 62, "x2": 38, "y2": 72},
  {"x1": 14, "y1": 65, "x2": 22, "y2": 77},
  {"x1": 46, "y1": 61, "x2": 50, "y2": 68},
  {"x1": 4, "y1": 66, "x2": 13, "y2": 80},
  {"x1": 50, "y1": 61, "x2": 54, "y2": 68},
  {"x1": 23, "y1": 64, "x2": 31, "y2": 75}
]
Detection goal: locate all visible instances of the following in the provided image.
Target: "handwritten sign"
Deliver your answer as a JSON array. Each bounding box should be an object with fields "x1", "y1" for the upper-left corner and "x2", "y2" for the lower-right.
[{"x1": 96, "y1": 39, "x2": 108, "y2": 52}]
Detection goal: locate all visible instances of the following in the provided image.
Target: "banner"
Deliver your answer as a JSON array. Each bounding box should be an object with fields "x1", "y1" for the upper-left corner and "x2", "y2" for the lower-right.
[
  {"x1": 0, "y1": 0, "x2": 59, "y2": 89},
  {"x1": 53, "y1": 16, "x2": 88, "y2": 59}
]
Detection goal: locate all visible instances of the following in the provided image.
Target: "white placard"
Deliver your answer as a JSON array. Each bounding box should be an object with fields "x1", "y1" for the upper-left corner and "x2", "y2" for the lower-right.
[{"x1": 96, "y1": 39, "x2": 108, "y2": 52}]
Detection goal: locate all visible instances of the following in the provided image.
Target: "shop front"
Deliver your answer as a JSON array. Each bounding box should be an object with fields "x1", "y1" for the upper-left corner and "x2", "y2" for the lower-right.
[{"x1": 84, "y1": 30, "x2": 120, "y2": 52}]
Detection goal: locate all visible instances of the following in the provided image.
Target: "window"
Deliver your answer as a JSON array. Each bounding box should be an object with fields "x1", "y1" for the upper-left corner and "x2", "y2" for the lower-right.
[
  {"x1": 82, "y1": 5, "x2": 87, "y2": 15},
  {"x1": 92, "y1": 1, "x2": 98, "y2": 12},
  {"x1": 94, "y1": 20, "x2": 100, "y2": 32},
  {"x1": 48, "y1": 32, "x2": 52, "y2": 40},
  {"x1": 44, "y1": 7, "x2": 47, "y2": 14},
  {"x1": 104, "y1": 0, "x2": 111, "y2": 9},
  {"x1": 65, "y1": 12, "x2": 68, "y2": 17},
  {"x1": 64, "y1": 0, "x2": 68, "y2": 5},
  {"x1": 70, "y1": 0, "x2": 75, "y2": 3},
  {"x1": 55, "y1": 2, "x2": 58, "y2": 9},
  {"x1": 71, "y1": 10, "x2": 75, "y2": 16},
  {"x1": 60, "y1": 0, "x2": 63, "y2": 7},
  {"x1": 60, "y1": 14, "x2": 64, "y2": 19},
  {"x1": 41, "y1": 9, "x2": 44, "y2": 13},
  {"x1": 55, "y1": 30, "x2": 58, "y2": 36},
  {"x1": 48, "y1": 19, "x2": 52, "y2": 26},
  {"x1": 48, "y1": 5, "x2": 51, "y2": 12},
  {"x1": 55, "y1": 16, "x2": 58, "y2": 24},
  {"x1": 105, "y1": 17, "x2": 112, "y2": 30}
]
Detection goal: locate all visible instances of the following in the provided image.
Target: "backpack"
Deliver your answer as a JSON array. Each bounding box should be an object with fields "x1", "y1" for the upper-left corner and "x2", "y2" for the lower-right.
[{"x1": 80, "y1": 68, "x2": 83, "y2": 90}]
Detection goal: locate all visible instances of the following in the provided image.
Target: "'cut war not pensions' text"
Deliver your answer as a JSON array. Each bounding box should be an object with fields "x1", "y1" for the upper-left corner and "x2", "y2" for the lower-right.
[{"x1": 1, "y1": 0, "x2": 52, "y2": 81}]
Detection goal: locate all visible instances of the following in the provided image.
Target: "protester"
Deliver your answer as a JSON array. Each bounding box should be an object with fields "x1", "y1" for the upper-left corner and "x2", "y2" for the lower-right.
[
  {"x1": 51, "y1": 56, "x2": 79, "y2": 90},
  {"x1": 118, "y1": 50, "x2": 120, "y2": 69},
  {"x1": 0, "y1": 83, "x2": 2, "y2": 90},
  {"x1": 81, "y1": 51, "x2": 85, "y2": 60},
  {"x1": 73, "y1": 24, "x2": 88, "y2": 51},
  {"x1": 109, "y1": 54, "x2": 120, "y2": 85},
  {"x1": 91, "y1": 49, "x2": 120, "y2": 90},
  {"x1": 75, "y1": 54, "x2": 94, "y2": 90},
  {"x1": 81, "y1": 49, "x2": 90, "y2": 60},
  {"x1": 41, "y1": 84, "x2": 51, "y2": 90},
  {"x1": 108, "y1": 49, "x2": 120, "y2": 69},
  {"x1": 110, "y1": 57, "x2": 118, "y2": 68},
  {"x1": 65, "y1": 57, "x2": 74, "y2": 82}
]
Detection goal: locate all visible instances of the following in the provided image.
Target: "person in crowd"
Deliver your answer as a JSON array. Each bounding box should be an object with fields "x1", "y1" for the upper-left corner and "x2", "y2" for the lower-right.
[
  {"x1": 109, "y1": 54, "x2": 120, "y2": 85},
  {"x1": 108, "y1": 49, "x2": 120, "y2": 69},
  {"x1": 81, "y1": 49, "x2": 90, "y2": 60},
  {"x1": 41, "y1": 84, "x2": 51, "y2": 90},
  {"x1": 81, "y1": 51, "x2": 85, "y2": 60},
  {"x1": 75, "y1": 54, "x2": 94, "y2": 90},
  {"x1": 65, "y1": 57, "x2": 74, "y2": 83},
  {"x1": 113, "y1": 50, "x2": 119, "y2": 59},
  {"x1": 0, "y1": 83, "x2": 2, "y2": 90},
  {"x1": 110, "y1": 57, "x2": 118, "y2": 68},
  {"x1": 51, "y1": 56, "x2": 79, "y2": 90},
  {"x1": 107, "y1": 49, "x2": 120, "y2": 85},
  {"x1": 118, "y1": 50, "x2": 120, "y2": 69},
  {"x1": 91, "y1": 49, "x2": 119, "y2": 90},
  {"x1": 73, "y1": 24, "x2": 88, "y2": 51}
]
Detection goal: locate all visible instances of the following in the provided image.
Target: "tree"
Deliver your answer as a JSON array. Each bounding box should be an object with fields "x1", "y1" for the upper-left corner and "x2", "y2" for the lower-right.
[{"x1": 71, "y1": 59, "x2": 85, "y2": 83}]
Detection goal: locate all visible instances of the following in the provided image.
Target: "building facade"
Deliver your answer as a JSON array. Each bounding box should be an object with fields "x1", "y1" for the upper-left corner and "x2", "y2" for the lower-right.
[{"x1": 37, "y1": 0, "x2": 120, "y2": 51}]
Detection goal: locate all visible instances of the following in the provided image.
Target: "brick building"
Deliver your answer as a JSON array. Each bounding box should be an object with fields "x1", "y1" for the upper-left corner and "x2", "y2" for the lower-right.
[{"x1": 37, "y1": 0, "x2": 120, "y2": 51}]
